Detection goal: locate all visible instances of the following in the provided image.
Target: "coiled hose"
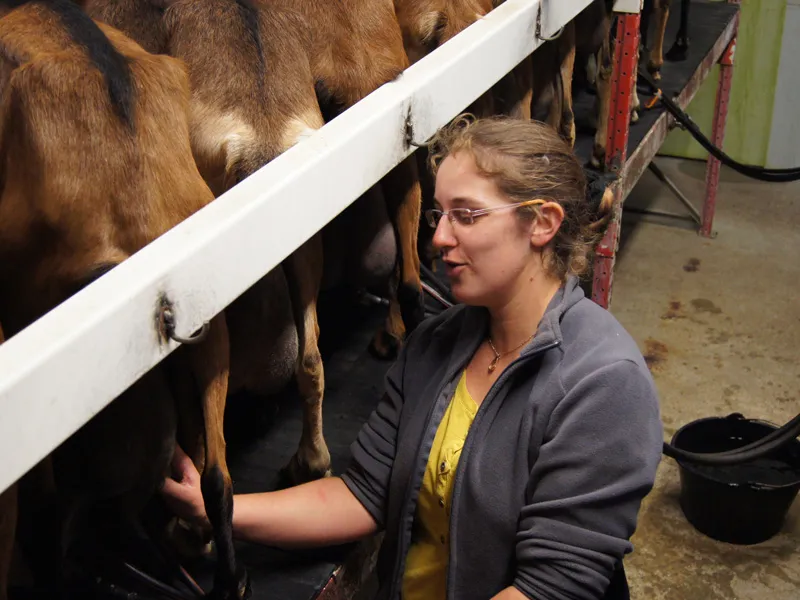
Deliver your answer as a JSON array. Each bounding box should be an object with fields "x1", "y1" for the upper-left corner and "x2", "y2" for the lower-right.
[{"x1": 637, "y1": 69, "x2": 800, "y2": 183}]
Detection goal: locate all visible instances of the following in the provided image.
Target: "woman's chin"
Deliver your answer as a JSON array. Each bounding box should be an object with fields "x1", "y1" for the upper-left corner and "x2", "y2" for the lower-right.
[{"x1": 448, "y1": 284, "x2": 481, "y2": 307}]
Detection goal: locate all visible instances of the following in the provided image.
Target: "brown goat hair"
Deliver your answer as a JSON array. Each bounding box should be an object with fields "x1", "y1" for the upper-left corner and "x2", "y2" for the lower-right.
[{"x1": 0, "y1": 2, "x2": 245, "y2": 597}]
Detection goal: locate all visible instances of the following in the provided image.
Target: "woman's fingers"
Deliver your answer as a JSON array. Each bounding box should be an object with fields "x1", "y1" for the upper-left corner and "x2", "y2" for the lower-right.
[
  {"x1": 159, "y1": 443, "x2": 207, "y2": 523},
  {"x1": 171, "y1": 443, "x2": 199, "y2": 484},
  {"x1": 161, "y1": 475, "x2": 193, "y2": 502}
]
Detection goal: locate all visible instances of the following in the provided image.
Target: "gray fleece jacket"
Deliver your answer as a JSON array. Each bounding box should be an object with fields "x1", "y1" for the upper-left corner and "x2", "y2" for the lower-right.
[{"x1": 340, "y1": 276, "x2": 663, "y2": 600}]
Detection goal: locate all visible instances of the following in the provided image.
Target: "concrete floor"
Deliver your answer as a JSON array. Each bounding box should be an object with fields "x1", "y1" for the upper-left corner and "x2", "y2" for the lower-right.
[{"x1": 611, "y1": 157, "x2": 800, "y2": 599}]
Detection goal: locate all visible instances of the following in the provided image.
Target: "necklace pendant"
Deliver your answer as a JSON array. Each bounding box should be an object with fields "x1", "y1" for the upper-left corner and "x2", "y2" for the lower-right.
[{"x1": 488, "y1": 356, "x2": 499, "y2": 374}]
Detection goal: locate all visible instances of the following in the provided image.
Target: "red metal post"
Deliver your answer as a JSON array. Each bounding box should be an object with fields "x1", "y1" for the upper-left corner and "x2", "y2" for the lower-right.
[
  {"x1": 701, "y1": 34, "x2": 737, "y2": 237},
  {"x1": 591, "y1": 12, "x2": 641, "y2": 309}
]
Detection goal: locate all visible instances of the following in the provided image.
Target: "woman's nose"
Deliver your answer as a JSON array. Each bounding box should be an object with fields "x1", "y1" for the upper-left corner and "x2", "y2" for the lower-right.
[{"x1": 431, "y1": 217, "x2": 457, "y2": 251}]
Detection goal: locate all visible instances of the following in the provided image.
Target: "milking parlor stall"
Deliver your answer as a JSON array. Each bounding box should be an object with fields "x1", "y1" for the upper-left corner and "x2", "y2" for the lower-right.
[{"x1": 3, "y1": 0, "x2": 800, "y2": 599}]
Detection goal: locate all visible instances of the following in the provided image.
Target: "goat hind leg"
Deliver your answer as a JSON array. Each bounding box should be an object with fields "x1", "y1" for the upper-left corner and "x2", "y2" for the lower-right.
[
  {"x1": 666, "y1": 0, "x2": 689, "y2": 61},
  {"x1": 558, "y1": 22, "x2": 577, "y2": 146},
  {"x1": 648, "y1": 0, "x2": 670, "y2": 79},
  {"x1": 188, "y1": 315, "x2": 249, "y2": 600},
  {"x1": 591, "y1": 38, "x2": 613, "y2": 169},
  {"x1": 280, "y1": 234, "x2": 331, "y2": 485},
  {"x1": 370, "y1": 155, "x2": 424, "y2": 360},
  {"x1": 488, "y1": 54, "x2": 533, "y2": 120}
]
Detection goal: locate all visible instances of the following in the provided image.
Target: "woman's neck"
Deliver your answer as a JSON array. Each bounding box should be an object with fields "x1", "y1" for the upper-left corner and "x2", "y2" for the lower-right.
[{"x1": 487, "y1": 272, "x2": 563, "y2": 353}]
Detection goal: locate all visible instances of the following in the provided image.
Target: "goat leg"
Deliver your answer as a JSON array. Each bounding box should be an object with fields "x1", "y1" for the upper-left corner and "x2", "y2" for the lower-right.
[
  {"x1": 591, "y1": 32, "x2": 614, "y2": 170},
  {"x1": 666, "y1": 0, "x2": 690, "y2": 62},
  {"x1": 647, "y1": 0, "x2": 670, "y2": 80},
  {"x1": 490, "y1": 53, "x2": 533, "y2": 120},
  {"x1": 280, "y1": 233, "x2": 331, "y2": 485},
  {"x1": 558, "y1": 22, "x2": 577, "y2": 146},
  {"x1": 370, "y1": 155, "x2": 424, "y2": 360},
  {"x1": 186, "y1": 315, "x2": 249, "y2": 600}
]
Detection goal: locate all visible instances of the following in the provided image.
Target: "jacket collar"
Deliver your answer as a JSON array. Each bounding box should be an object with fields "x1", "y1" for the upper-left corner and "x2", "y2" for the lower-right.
[
  {"x1": 521, "y1": 274, "x2": 584, "y2": 356},
  {"x1": 437, "y1": 275, "x2": 584, "y2": 381}
]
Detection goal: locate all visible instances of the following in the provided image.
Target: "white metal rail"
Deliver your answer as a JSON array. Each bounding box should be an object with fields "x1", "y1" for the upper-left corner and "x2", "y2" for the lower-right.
[{"x1": 0, "y1": 0, "x2": 601, "y2": 495}]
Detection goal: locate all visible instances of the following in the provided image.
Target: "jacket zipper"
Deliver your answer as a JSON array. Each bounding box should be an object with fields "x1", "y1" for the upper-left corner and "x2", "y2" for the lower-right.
[
  {"x1": 445, "y1": 340, "x2": 560, "y2": 600},
  {"x1": 389, "y1": 375, "x2": 458, "y2": 600}
]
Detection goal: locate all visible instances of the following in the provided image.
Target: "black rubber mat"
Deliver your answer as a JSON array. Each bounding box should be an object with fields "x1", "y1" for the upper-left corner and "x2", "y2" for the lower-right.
[{"x1": 573, "y1": 0, "x2": 739, "y2": 166}]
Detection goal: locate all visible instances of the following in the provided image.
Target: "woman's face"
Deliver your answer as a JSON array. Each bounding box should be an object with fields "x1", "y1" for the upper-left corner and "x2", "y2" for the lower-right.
[{"x1": 431, "y1": 152, "x2": 545, "y2": 308}]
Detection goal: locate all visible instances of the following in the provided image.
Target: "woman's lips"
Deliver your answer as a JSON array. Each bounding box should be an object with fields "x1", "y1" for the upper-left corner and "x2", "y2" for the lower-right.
[{"x1": 444, "y1": 261, "x2": 466, "y2": 277}]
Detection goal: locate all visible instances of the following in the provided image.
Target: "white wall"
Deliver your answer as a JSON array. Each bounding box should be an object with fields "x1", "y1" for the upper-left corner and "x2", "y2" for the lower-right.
[{"x1": 766, "y1": 0, "x2": 800, "y2": 168}]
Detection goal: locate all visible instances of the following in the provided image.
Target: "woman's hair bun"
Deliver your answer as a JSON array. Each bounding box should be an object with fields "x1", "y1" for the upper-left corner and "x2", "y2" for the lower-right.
[{"x1": 585, "y1": 170, "x2": 618, "y2": 233}]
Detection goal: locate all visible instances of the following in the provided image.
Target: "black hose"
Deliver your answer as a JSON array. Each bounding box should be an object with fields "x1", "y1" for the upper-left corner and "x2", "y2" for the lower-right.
[
  {"x1": 663, "y1": 412, "x2": 800, "y2": 466},
  {"x1": 637, "y1": 70, "x2": 800, "y2": 183}
]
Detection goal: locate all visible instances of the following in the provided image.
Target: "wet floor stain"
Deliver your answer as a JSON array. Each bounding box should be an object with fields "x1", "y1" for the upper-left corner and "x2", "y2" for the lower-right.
[
  {"x1": 708, "y1": 330, "x2": 731, "y2": 344},
  {"x1": 723, "y1": 384, "x2": 741, "y2": 398},
  {"x1": 662, "y1": 300, "x2": 684, "y2": 320},
  {"x1": 644, "y1": 339, "x2": 669, "y2": 371},
  {"x1": 683, "y1": 258, "x2": 701, "y2": 272},
  {"x1": 691, "y1": 298, "x2": 723, "y2": 314}
]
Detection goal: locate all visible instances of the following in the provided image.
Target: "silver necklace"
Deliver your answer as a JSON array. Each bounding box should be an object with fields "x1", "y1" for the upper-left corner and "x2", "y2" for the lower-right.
[{"x1": 487, "y1": 333, "x2": 535, "y2": 374}]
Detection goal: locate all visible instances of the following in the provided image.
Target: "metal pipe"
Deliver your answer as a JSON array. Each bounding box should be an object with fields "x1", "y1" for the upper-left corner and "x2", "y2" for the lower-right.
[
  {"x1": 622, "y1": 206, "x2": 696, "y2": 222},
  {"x1": 422, "y1": 282, "x2": 454, "y2": 309},
  {"x1": 647, "y1": 161, "x2": 703, "y2": 225}
]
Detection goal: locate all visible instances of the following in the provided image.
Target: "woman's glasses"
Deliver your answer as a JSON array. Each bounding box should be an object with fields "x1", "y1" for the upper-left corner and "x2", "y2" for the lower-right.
[{"x1": 424, "y1": 199, "x2": 545, "y2": 228}]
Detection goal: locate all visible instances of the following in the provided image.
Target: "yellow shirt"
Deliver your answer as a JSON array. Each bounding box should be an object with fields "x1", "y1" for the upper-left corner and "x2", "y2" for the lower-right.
[{"x1": 402, "y1": 371, "x2": 478, "y2": 600}]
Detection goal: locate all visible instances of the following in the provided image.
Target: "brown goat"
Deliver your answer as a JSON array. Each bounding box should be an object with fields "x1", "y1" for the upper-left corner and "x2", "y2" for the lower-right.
[
  {"x1": 642, "y1": 0, "x2": 691, "y2": 81},
  {"x1": 530, "y1": 20, "x2": 578, "y2": 146},
  {"x1": 81, "y1": 0, "x2": 340, "y2": 496},
  {"x1": 393, "y1": 0, "x2": 532, "y2": 120},
  {"x1": 285, "y1": 0, "x2": 425, "y2": 359},
  {"x1": 0, "y1": 1, "x2": 246, "y2": 597},
  {"x1": 537, "y1": 0, "x2": 638, "y2": 169},
  {"x1": 574, "y1": 0, "x2": 618, "y2": 168},
  {"x1": 393, "y1": 0, "x2": 535, "y2": 268}
]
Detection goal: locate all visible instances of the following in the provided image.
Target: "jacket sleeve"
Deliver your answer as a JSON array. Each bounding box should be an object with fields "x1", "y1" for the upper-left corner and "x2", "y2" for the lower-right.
[
  {"x1": 339, "y1": 337, "x2": 409, "y2": 529},
  {"x1": 512, "y1": 359, "x2": 663, "y2": 600}
]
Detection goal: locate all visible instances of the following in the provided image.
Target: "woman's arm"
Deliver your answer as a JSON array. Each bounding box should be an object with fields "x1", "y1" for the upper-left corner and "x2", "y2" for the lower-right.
[
  {"x1": 511, "y1": 359, "x2": 663, "y2": 599},
  {"x1": 160, "y1": 314, "x2": 425, "y2": 550},
  {"x1": 491, "y1": 587, "x2": 528, "y2": 600},
  {"x1": 160, "y1": 445, "x2": 379, "y2": 548},
  {"x1": 232, "y1": 476, "x2": 378, "y2": 548}
]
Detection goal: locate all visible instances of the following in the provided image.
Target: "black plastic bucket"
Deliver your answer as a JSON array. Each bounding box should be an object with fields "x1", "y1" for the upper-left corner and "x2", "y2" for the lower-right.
[{"x1": 670, "y1": 413, "x2": 800, "y2": 545}]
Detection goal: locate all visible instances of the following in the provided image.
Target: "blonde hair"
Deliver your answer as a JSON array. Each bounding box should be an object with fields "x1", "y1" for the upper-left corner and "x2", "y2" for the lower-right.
[{"x1": 427, "y1": 114, "x2": 614, "y2": 279}]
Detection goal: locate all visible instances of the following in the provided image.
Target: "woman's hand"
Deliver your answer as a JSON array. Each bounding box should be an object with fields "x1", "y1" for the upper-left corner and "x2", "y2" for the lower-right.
[{"x1": 160, "y1": 444, "x2": 209, "y2": 528}]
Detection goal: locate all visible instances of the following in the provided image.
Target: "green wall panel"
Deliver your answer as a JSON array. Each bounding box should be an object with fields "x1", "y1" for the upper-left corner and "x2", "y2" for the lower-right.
[{"x1": 658, "y1": 0, "x2": 786, "y2": 166}]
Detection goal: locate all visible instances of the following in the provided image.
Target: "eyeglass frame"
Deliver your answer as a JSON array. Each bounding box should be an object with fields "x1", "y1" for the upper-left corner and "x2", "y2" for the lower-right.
[{"x1": 424, "y1": 199, "x2": 546, "y2": 228}]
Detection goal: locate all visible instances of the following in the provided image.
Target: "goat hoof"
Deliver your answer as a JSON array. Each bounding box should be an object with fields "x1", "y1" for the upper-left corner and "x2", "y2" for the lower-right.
[
  {"x1": 207, "y1": 567, "x2": 251, "y2": 600},
  {"x1": 666, "y1": 40, "x2": 689, "y2": 62},
  {"x1": 278, "y1": 454, "x2": 332, "y2": 487},
  {"x1": 167, "y1": 518, "x2": 214, "y2": 560},
  {"x1": 368, "y1": 329, "x2": 400, "y2": 360},
  {"x1": 590, "y1": 146, "x2": 605, "y2": 171},
  {"x1": 646, "y1": 63, "x2": 663, "y2": 81}
]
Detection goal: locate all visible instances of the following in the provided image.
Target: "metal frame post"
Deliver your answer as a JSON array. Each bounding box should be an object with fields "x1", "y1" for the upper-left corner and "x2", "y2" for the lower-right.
[
  {"x1": 591, "y1": 11, "x2": 641, "y2": 309},
  {"x1": 701, "y1": 33, "x2": 737, "y2": 237}
]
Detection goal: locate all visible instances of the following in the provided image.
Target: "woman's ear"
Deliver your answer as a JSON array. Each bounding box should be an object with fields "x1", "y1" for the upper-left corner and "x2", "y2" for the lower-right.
[{"x1": 530, "y1": 202, "x2": 564, "y2": 249}]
